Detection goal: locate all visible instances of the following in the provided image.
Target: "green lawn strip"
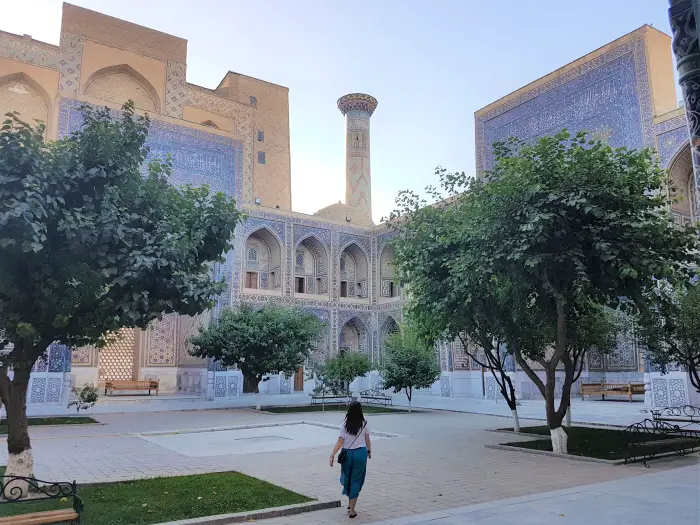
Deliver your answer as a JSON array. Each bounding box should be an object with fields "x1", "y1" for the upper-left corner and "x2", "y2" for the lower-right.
[
  {"x1": 497, "y1": 425, "x2": 700, "y2": 460},
  {"x1": 265, "y1": 405, "x2": 404, "y2": 414},
  {"x1": 0, "y1": 417, "x2": 99, "y2": 435},
  {"x1": 0, "y1": 471, "x2": 311, "y2": 525}
]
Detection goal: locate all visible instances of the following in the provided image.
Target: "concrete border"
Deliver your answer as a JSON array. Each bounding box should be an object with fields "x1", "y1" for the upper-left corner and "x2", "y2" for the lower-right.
[
  {"x1": 153, "y1": 500, "x2": 341, "y2": 525},
  {"x1": 0, "y1": 422, "x2": 106, "y2": 436},
  {"x1": 138, "y1": 420, "x2": 402, "y2": 438}
]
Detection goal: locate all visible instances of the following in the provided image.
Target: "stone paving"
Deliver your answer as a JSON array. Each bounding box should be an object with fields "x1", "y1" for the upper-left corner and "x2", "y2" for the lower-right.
[{"x1": 3, "y1": 407, "x2": 696, "y2": 524}]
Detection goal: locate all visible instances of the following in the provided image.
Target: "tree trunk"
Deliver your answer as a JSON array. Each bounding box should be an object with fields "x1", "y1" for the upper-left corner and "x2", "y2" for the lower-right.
[
  {"x1": 406, "y1": 387, "x2": 412, "y2": 413},
  {"x1": 501, "y1": 372, "x2": 520, "y2": 432},
  {"x1": 565, "y1": 406, "x2": 572, "y2": 427},
  {"x1": 550, "y1": 426, "x2": 568, "y2": 454},
  {"x1": 254, "y1": 377, "x2": 262, "y2": 411},
  {"x1": 544, "y1": 367, "x2": 567, "y2": 453},
  {"x1": 2, "y1": 366, "x2": 35, "y2": 481},
  {"x1": 511, "y1": 410, "x2": 521, "y2": 432}
]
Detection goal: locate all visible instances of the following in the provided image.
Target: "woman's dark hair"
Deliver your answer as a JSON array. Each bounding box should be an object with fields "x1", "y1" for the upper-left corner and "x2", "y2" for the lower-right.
[{"x1": 344, "y1": 401, "x2": 365, "y2": 435}]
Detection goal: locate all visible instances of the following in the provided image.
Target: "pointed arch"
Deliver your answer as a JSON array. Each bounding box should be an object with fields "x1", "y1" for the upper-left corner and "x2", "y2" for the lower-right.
[
  {"x1": 294, "y1": 234, "x2": 329, "y2": 296},
  {"x1": 667, "y1": 141, "x2": 696, "y2": 225},
  {"x1": 83, "y1": 64, "x2": 161, "y2": 112},
  {"x1": 0, "y1": 72, "x2": 52, "y2": 135},
  {"x1": 339, "y1": 316, "x2": 369, "y2": 356},
  {"x1": 243, "y1": 227, "x2": 283, "y2": 292},
  {"x1": 339, "y1": 241, "x2": 369, "y2": 299},
  {"x1": 379, "y1": 243, "x2": 400, "y2": 298}
]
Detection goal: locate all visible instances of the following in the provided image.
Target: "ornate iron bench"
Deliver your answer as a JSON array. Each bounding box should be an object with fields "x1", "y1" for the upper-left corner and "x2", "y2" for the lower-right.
[
  {"x1": 360, "y1": 389, "x2": 392, "y2": 406},
  {"x1": 579, "y1": 381, "x2": 644, "y2": 402},
  {"x1": 651, "y1": 405, "x2": 700, "y2": 426},
  {"x1": 310, "y1": 390, "x2": 351, "y2": 406},
  {"x1": 0, "y1": 476, "x2": 82, "y2": 524},
  {"x1": 104, "y1": 379, "x2": 159, "y2": 396},
  {"x1": 623, "y1": 418, "x2": 700, "y2": 467}
]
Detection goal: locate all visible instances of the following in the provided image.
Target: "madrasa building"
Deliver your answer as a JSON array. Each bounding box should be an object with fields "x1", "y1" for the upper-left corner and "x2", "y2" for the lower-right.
[{"x1": 0, "y1": 4, "x2": 696, "y2": 409}]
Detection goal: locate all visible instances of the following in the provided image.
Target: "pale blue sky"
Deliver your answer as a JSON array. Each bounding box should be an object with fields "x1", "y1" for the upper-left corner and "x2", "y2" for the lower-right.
[{"x1": 3, "y1": 1, "x2": 678, "y2": 222}]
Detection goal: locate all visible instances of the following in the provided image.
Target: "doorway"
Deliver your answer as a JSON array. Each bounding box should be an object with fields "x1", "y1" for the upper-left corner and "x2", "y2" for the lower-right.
[{"x1": 294, "y1": 367, "x2": 304, "y2": 391}]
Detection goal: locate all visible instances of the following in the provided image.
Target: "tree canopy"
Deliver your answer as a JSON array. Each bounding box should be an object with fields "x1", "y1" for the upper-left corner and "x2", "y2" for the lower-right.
[{"x1": 189, "y1": 305, "x2": 324, "y2": 397}]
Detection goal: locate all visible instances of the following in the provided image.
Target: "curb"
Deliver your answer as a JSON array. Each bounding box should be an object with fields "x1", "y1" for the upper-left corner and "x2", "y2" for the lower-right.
[
  {"x1": 153, "y1": 500, "x2": 341, "y2": 525},
  {"x1": 484, "y1": 444, "x2": 625, "y2": 464}
]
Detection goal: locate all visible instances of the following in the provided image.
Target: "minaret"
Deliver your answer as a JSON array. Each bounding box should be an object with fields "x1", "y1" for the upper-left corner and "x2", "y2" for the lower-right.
[{"x1": 337, "y1": 93, "x2": 378, "y2": 224}]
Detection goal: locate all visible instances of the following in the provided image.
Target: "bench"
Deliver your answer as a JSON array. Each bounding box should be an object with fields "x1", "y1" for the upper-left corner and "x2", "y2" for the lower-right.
[
  {"x1": 360, "y1": 389, "x2": 393, "y2": 407},
  {"x1": 624, "y1": 418, "x2": 700, "y2": 467},
  {"x1": 0, "y1": 476, "x2": 82, "y2": 524},
  {"x1": 310, "y1": 391, "x2": 350, "y2": 406},
  {"x1": 579, "y1": 381, "x2": 644, "y2": 402},
  {"x1": 651, "y1": 405, "x2": 700, "y2": 425},
  {"x1": 104, "y1": 379, "x2": 159, "y2": 396}
]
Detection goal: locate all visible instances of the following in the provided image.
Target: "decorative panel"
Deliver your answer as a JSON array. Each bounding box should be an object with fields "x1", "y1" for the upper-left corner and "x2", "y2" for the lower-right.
[
  {"x1": 485, "y1": 376, "x2": 496, "y2": 400},
  {"x1": 98, "y1": 328, "x2": 135, "y2": 381},
  {"x1": 652, "y1": 378, "x2": 669, "y2": 408},
  {"x1": 215, "y1": 376, "x2": 226, "y2": 397},
  {"x1": 476, "y1": 37, "x2": 653, "y2": 173},
  {"x1": 165, "y1": 61, "x2": 187, "y2": 118},
  {"x1": 30, "y1": 378, "x2": 46, "y2": 403},
  {"x1": 668, "y1": 378, "x2": 687, "y2": 406},
  {"x1": 148, "y1": 314, "x2": 177, "y2": 366},
  {"x1": 46, "y1": 378, "x2": 62, "y2": 403}
]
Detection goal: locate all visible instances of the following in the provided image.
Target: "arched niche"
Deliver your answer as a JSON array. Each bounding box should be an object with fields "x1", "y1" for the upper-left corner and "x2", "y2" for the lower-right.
[
  {"x1": 0, "y1": 72, "x2": 51, "y2": 137},
  {"x1": 339, "y1": 242, "x2": 369, "y2": 299},
  {"x1": 668, "y1": 142, "x2": 696, "y2": 226},
  {"x1": 83, "y1": 65, "x2": 160, "y2": 113},
  {"x1": 339, "y1": 317, "x2": 369, "y2": 356},
  {"x1": 294, "y1": 235, "x2": 329, "y2": 297},
  {"x1": 379, "y1": 243, "x2": 400, "y2": 299},
  {"x1": 379, "y1": 316, "x2": 399, "y2": 364},
  {"x1": 243, "y1": 228, "x2": 283, "y2": 293}
]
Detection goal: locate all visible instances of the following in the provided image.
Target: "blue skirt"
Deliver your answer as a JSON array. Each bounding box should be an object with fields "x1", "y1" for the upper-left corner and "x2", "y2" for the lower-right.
[{"x1": 339, "y1": 447, "x2": 368, "y2": 499}]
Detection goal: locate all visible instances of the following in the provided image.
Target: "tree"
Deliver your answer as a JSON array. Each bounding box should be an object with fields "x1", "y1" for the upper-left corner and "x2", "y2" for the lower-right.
[
  {"x1": 462, "y1": 131, "x2": 698, "y2": 452},
  {"x1": 381, "y1": 325, "x2": 440, "y2": 412},
  {"x1": 189, "y1": 305, "x2": 324, "y2": 410},
  {"x1": 638, "y1": 277, "x2": 700, "y2": 394},
  {"x1": 0, "y1": 104, "x2": 243, "y2": 477},
  {"x1": 67, "y1": 384, "x2": 99, "y2": 414},
  {"x1": 324, "y1": 352, "x2": 372, "y2": 393}
]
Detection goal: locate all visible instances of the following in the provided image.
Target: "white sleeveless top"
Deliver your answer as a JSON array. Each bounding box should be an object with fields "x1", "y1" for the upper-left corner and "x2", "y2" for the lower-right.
[{"x1": 339, "y1": 421, "x2": 369, "y2": 450}]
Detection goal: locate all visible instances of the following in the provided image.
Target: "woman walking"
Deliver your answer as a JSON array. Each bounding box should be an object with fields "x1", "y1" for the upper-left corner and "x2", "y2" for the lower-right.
[{"x1": 329, "y1": 401, "x2": 371, "y2": 518}]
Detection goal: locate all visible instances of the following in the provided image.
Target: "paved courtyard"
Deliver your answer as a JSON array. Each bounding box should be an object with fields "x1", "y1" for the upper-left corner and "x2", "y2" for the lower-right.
[{"x1": 3, "y1": 407, "x2": 697, "y2": 524}]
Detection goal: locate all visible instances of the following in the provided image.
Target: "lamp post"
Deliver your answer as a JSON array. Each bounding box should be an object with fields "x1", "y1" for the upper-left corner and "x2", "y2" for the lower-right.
[{"x1": 669, "y1": 0, "x2": 700, "y2": 215}]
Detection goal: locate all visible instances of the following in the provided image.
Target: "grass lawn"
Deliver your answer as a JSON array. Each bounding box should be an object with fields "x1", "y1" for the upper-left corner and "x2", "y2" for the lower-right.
[
  {"x1": 0, "y1": 471, "x2": 311, "y2": 525},
  {"x1": 0, "y1": 417, "x2": 99, "y2": 435},
  {"x1": 498, "y1": 425, "x2": 700, "y2": 460},
  {"x1": 265, "y1": 404, "x2": 405, "y2": 414}
]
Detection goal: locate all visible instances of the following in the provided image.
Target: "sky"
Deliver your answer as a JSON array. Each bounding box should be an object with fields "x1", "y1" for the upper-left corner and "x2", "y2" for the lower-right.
[{"x1": 2, "y1": 0, "x2": 680, "y2": 223}]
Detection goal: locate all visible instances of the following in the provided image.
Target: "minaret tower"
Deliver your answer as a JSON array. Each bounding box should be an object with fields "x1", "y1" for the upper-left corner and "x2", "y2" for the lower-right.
[{"x1": 337, "y1": 93, "x2": 378, "y2": 224}]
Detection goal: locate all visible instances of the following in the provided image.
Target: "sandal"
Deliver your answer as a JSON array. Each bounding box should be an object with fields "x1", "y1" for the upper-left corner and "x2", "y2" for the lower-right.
[{"x1": 349, "y1": 512, "x2": 357, "y2": 519}]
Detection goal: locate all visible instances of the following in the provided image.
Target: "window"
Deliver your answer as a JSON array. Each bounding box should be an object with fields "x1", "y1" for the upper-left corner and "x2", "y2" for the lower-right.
[
  {"x1": 245, "y1": 272, "x2": 258, "y2": 289},
  {"x1": 389, "y1": 281, "x2": 398, "y2": 298},
  {"x1": 340, "y1": 281, "x2": 348, "y2": 298},
  {"x1": 340, "y1": 257, "x2": 346, "y2": 271},
  {"x1": 295, "y1": 277, "x2": 305, "y2": 294},
  {"x1": 247, "y1": 247, "x2": 257, "y2": 261},
  {"x1": 356, "y1": 282, "x2": 363, "y2": 297},
  {"x1": 258, "y1": 151, "x2": 266, "y2": 164},
  {"x1": 296, "y1": 251, "x2": 304, "y2": 267},
  {"x1": 257, "y1": 130, "x2": 264, "y2": 142},
  {"x1": 316, "y1": 278, "x2": 322, "y2": 293},
  {"x1": 270, "y1": 270, "x2": 276, "y2": 286}
]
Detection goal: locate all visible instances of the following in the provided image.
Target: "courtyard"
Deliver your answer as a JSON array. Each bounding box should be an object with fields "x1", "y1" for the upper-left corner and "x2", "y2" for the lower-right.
[{"x1": 3, "y1": 406, "x2": 697, "y2": 524}]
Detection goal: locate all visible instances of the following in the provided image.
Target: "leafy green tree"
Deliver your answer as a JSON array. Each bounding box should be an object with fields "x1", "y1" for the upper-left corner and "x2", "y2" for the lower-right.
[
  {"x1": 0, "y1": 104, "x2": 243, "y2": 477},
  {"x1": 189, "y1": 305, "x2": 324, "y2": 410},
  {"x1": 380, "y1": 325, "x2": 440, "y2": 412},
  {"x1": 638, "y1": 278, "x2": 700, "y2": 394},
  {"x1": 390, "y1": 130, "x2": 698, "y2": 452},
  {"x1": 324, "y1": 352, "x2": 372, "y2": 393}
]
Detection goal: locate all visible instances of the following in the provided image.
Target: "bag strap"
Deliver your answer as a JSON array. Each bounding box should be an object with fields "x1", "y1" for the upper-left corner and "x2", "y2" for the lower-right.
[{"x1": 344, "y1": 421, "x2": 365, "y2": 449}]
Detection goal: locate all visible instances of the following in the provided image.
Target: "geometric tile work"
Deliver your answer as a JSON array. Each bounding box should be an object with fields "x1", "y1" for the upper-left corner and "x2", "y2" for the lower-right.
[
  {"x1": 46, "y1": 377, "x2": 62, "y2": 403},
  {"x1": 58, "y1": 32, "x2": 83, "y2": 94},
  {"x1": 30, "y1": 377, "x2": 46, "y2": 403},
  {"x1": 668, "y1": 378, "x2": 686, "y2": 407},
  {"x1": 476, "y1": 36, "x2": 653, "y2": 173},
  {"x1": 165, "y1": 61, "x2": 187, "y2": 118},
  {"x1": 0, "y1": 33, "x2": 60, "y2": 69},
  {"x1": 657, "y1": 126, "x2": 689, "y2": 168},
  {"x1": 148, "y1": 314, "x2": 177, "y2": 366},
  {"x1": 71, "y1": 346, "x2": 95, "y2": 366},
  {"x1": 98, "y1": 328, "x2": 135, "y2": 381},
  {"x1": 652, "y1": 378, "x2": 669, "y2": 408}
]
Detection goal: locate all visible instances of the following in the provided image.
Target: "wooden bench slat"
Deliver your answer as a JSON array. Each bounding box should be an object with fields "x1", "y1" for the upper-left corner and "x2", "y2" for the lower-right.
[{"x1": 0, "y1": 509, "x2": 79, "y2": 525}]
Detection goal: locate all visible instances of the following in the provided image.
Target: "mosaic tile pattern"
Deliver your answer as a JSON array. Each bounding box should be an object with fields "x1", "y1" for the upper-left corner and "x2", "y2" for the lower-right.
[
  {"x1": 476, "y1": 37, "x2": 652, "y2": 172},
  {"x1": 165, "y1": 61, "x2": 187, "y2": 118},
  {"x1": 0, "y1": 33, "x2": 60, "y2": 68},
  {"x1": 668, "y1": 378, "x2": 686, "y2": 406},
  {"x1": 214, "y1": 376, "x2": 226, "y2": 397},
  {"x1": 30, "y1": 377, "x2": 46, "y2": 403},
  {"x1": 46, "y1": 377, "x2": 62, "y2": 403},
  {"x1": 99, "y1": 329, "x2": 136, "y2": 380},
  {"x1": 657, "y1": 126, "x2": 689, "y2": 168},
  {"x1": 58, "y1": 32, "x2": 83, "y2": 94},
  {"x1": 148, "y1": 314, "x2": 177, "y2": 366},
  {"x1": 652, "y1": 378, "x2": 669, "y2": 407}
]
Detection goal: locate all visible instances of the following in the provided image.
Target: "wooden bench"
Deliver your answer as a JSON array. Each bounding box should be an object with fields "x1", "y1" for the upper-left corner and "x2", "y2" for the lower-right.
[
  {"x1": 0, "y1": 476, "x2": 82, "y2": 524},
  {"x1": 624, "y1": 418, "x2": 700, "y2": 466},
  {"x1": 104, "y1": 379, "x2": 159, "y2": 396},
  {"x1": 651, "y1": 405, "x2": 700, "y2": 425},
  {"x1": 360, "y1": 389, "x2": 393, "y2": 407},
  {"x1": 310, "y1": 391, "x2": 350, "y2": 406},
  {"x1": 579, "y1": 381, "x2": 644, "y2": 402}
]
